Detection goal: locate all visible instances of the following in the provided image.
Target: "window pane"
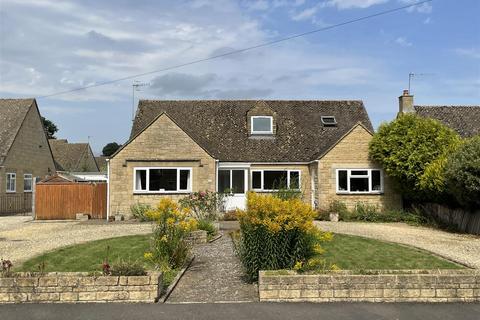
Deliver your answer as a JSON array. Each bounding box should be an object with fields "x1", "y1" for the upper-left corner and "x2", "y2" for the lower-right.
[
  {"x1": 350, "y1": 177, "x2": 369, "y2": 192},
  {"x1": 135, "y1": 170, "x2": 147, "y2": 190},
  {"x1": 289, "y1": 171, "x2": 300, "y2": 189},
  {"x1": 252, "y1": 171, "x2": 262, "y2": 189},
  {"x1": 218, "y1": 170, "x2": 230, "y2": 193},
  {"x1": 252, "y1": 117, "x2": 272, "y2": 133},
  {"x1": 338, "y1": 170, "x2": 348, "y2": 191},
  {"x1": 232, "y1": 170, "x2": 245, "y2": 194},
  {"x1": 179, "y1": 170, "x2": 190, "y2": 190},
  {"x1": 351, "y1": 170, "x2": 368, "y2": 176},
  {"x1": 149, "y1": 169, "x2": 177, "y2": 191},
  {"x1": 24, "y1": 175, "x2": 32, "y2": 192},
  {"x1": 371, "y1": 170, "x2": 381, "y2": 191},
  {"x1": 263, "y1": 171, "x2": 287, "y2": 190},
  {"x1": 6, "y1": 174, "x2": 15, "y2": 192}
]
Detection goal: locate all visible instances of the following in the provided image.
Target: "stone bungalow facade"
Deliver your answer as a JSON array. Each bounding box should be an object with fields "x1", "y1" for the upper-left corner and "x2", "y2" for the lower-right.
[
  {"x1": 0, "y1": 99, "x2": 56, "y2": 213},
  {"x1": 108, "y1": 100, "x2": 401, "y2": 217}
]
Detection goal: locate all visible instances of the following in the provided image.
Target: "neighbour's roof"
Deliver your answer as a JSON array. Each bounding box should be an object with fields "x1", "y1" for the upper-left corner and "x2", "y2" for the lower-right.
[
  {"x1": 49, "y1": 139, "x2": 99, "y2": 172},
  {"x1": 128, "y1": 100, "x2": 374, "y2": 162},
  {"x1": 414, "y1": 106, "x2": 480, "y2": 138},
  {"x1": 0, "y1": 98, "x2": 35, "y2": 165},
  {"x1": 95, "y1": 156, "x2": 108, "y2": 172}
]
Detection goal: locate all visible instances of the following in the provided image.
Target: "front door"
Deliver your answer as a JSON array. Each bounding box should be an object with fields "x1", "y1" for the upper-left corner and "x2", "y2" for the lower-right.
[{"x1": 218, "y1": 169, "x2": 247, "y2": 210}]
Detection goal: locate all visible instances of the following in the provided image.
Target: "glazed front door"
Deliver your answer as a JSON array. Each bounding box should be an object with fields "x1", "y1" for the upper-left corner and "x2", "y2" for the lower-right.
[{"x1": 218, "y1": 169, "x2": 247, "y2": 210}]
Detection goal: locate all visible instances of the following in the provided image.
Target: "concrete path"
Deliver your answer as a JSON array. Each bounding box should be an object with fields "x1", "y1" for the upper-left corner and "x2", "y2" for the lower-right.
[
  {"x1": 0, "y1": 216, "x2": 152, "y2": 265},
  {"x1": 316, "y1": 221, "x2": 480, "y2": 268},
  {"x1": 166, "y1": 231, "x2": 258, "y2": 303},
  {"x1": 1, "y1": 302, "x2": 479, "y2": 320}
]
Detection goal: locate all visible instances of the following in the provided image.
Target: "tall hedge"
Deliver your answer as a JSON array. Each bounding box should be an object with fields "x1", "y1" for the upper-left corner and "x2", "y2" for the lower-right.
[
  {"x1": 444, "y1": 135, "x2": 480, "y2": 209},
  {"x1": 369, "y1": 114, "x2": 461, "y2": 201}
]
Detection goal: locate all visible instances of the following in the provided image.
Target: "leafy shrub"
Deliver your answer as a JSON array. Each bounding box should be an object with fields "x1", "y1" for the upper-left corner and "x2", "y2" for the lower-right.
[
  {"x1": 179, "y1": 190, "x2": 227, "y2": 221},
  {"x1": 110, "y1": 259, "x2": 147, "y2": 276},
  {"x1": 145, "y1": 198, "x2": 198, "y2": 271},
  {"x1": 369, "y1": 114, "x2": 461, "y2": 201},
  {"x1": 1, "y1": 258, "x2": 13, "y2": 277},
  {"x1": 444, "y1": 135, "x2": 480, "y2": 209},
  {"x1": 272, "y1": 186, "x2": 302, "y2": 201},
  {"x1": 350, "y1": 202, "x2": 380, "y2": 222},
  {"x1": 197, "y1": 219, "x2": 217, "y2": 237},
  {"x1": 328, "y1": 200, "x2": 350, "y2": 221},
  {"x1": 235, "y1": 192, "x2": 331, "y2": 281},
  {"x1": 130, "y1": 203, "x2": 152, "y2": 221},
  {"x1": 315, "y1": 209, "x2": 330, "y2": 221}
]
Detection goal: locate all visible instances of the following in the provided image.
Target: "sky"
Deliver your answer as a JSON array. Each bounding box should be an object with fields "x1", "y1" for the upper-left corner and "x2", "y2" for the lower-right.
[{"x1": 0, "y1": 0, "x2": 479, "y2": 155}]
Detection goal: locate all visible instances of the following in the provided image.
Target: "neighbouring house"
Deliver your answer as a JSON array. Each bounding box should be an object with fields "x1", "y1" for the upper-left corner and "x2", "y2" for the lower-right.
[
  {"x1": 0, "y1": 98, "x2": 56, "y2": 214},
  {"x1": 95, "y1": 156, "x2": 108, "y2": 172},
  {"x1": 398, "y1": 90, "x2": 480, "y2": 138},
  {"x1": 49, "y1": 139, "x2": 100, "y2": 172},
  {"x1": 108, "y1": 100, "x2": 401, "y2": 218}
]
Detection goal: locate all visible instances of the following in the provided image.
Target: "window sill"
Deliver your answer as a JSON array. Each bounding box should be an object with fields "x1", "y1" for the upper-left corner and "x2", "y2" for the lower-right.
[
  {"x1": 6, "y1": 191, "x2": 16, "y2": 194},
  {"x1": 336, "y1": 191, "x2": 384, "y2": 195},
  {"x1": 252, "y1": 189, "x2": 301, "y2": 193},
  {"x1": 133, "y1": 191, "x2": 192, "y2": 195}
]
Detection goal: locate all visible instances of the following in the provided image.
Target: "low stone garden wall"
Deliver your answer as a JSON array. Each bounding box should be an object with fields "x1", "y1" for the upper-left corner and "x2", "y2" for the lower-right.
[
  {"x1": 259, "y1": 270, "x2": 480, "y2": 303},
  {"x1": 0, "y1": 272, "x2": 162, "y2": 303}
]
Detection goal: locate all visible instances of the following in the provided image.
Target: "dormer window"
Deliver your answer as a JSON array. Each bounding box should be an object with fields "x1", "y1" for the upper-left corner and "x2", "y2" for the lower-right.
[
  {"x1": 251, "y1": 116, "x2": 273, "y2": 134},
  {"x1": 321, "y1": 116, "x2": 337, "y2": 126}
]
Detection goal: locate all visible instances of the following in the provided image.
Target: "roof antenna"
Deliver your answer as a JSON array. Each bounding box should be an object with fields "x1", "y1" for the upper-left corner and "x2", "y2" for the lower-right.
[
  {"x1": 132, "y1": 81, "x2": 150, "y2": 121},
  {"x1": 408, "y1": 73, "x2": 435, "y2": 93}
]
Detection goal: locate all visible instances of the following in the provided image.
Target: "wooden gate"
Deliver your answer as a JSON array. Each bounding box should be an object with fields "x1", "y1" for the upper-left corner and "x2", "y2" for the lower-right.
[{"x1": 35, "y1": 183, "x2": 107, "y2": 220}]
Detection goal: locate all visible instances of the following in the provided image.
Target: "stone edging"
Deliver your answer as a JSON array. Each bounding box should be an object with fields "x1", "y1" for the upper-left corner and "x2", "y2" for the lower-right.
[
  {"x1": 259, "y1": 269, "x2": 480, "y2": 303},
  {"x1": 160, "y1": 255, "x2": 195, "y2": 303},
  {"x1": 0, "y1": 272, "x2": 162, "y2": 304}
]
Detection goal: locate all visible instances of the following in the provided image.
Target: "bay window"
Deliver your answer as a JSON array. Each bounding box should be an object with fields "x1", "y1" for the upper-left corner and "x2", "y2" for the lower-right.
[
  {"x1": 251, "y1": 170, "x2": 300, "y2": 191},
  {"x1": 134, "y1": 167, "x2": 191, "y2": 193},
  {"x1": 336, "y1": 169, "x2": 383, "y2": 194}
]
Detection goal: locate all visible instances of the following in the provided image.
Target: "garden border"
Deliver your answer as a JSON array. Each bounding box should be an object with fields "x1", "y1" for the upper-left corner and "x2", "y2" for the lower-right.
[
  {"x1": 259, "y1": 269, "x2": 480, "y2": 303},
  {"x1": 160, "y1": 255, "x2": 195, "y2": 303}
]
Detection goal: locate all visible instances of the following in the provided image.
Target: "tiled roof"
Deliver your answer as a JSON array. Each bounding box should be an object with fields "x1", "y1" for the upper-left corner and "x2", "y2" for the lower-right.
[
  {"x1": 128, "y1": 100, "x2": 374, "y2": 162},
  {"x1": 0, "y1": 99, "x2": 35, "y2": 165},
  {"x1": 95, "y1": 156, "x2": 108, "y2": 172},
  {"x1": 49, "y1": 139, "x2": 99, "y2": 172},
  {"x1": 414, "y1": 106, "x2": 480, "y2": 138}
]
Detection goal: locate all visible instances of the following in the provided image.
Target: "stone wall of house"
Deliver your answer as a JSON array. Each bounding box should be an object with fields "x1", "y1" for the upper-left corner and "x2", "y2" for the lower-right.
[
  {"x1": 109, "y1": 114, "x2": 216, "y2": 217},
  {"x1": 259, "y1": 270, "x2": 480, "y2": 303},
  {"x1": 0, "y1": 272, "x2": 162, "y2": 303},
  {"x1": 317, "y1": 125, "x2": 402, "y2": 211},
  {"x1": 0, "y1": 102, "x2": 55, "y2": 196},
  {"x1": 250, "y1": 164, "x2": 313, "y2": 206}
]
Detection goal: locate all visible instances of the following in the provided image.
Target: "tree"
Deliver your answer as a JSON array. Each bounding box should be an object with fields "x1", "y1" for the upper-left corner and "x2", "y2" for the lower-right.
[
  {"x1": 42, "y1": 117, "x2": 58, "y2": 139},
  {"x1": 102, "y1": 142, "x2": 121, "y2": 156},
  {"x1": 444, "y1": 135, "x2": 480, "y2": 209},
  {"x1": 369, "y1": 114, "x2": 461, "y2": 201}
]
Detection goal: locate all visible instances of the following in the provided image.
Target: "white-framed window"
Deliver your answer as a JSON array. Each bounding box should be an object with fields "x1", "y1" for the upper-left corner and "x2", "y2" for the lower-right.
[
  {"x1": 133, "y1": 167, "x2": 192, "y2": 193},
  {"x1": 6, "y1": 173, "x2": 16, "y2": 193},
  {"x1": 24, "y1": 174, "x2": 33, "y2": 192},
  {"x1": 218, "y1": 169, "x2": 246, "y2": 194},
  {"x1": 251, "y1": 169, "x2": 301, "y2": 191},
  {"x1": 336, "y1": 169, "x2": 383, "y2": 194},
  {"x1": 251, "y1": 116, "x2": 273, "y2": 134}
]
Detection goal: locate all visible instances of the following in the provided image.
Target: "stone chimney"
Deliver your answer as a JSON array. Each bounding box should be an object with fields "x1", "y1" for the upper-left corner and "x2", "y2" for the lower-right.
[{"x1": 398, "y1": 89, "x2": 414, "y2": 114}]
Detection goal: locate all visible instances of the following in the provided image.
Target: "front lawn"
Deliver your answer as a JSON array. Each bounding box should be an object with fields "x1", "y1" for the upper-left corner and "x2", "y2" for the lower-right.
[
  {"x1": 18, "y1": 233, "x2": 462, "y2": 275},
  {"x1": 320, "y1": 234, "x2": 462, "y2": 270}
]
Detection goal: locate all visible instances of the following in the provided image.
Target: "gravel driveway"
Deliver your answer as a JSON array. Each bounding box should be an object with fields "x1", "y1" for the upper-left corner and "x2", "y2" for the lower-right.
[
  {"x1": 0, "y1": 216, "x2": 152, "y2": 265},
  {"x1": 315, "y1": 221, "x2": 480, "y2": 269}
]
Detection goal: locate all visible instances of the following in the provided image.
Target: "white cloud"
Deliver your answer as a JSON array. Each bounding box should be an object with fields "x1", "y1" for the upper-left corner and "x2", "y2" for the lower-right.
[
  {"x1": 399, "y1": 0, "x2": 433, "y2": 14},
  {"x1": 291, "y1": 6, "x2": 320, "y2": 21},
  {"x1": 325, "y1": 0, "x2": 388, "y2": 10},
  {"x1": 395, "y1": 36, "x2": 412, "y2": 47},
  {"x1": 455, "y1": 48, "x2": 480, "y2": 59}
]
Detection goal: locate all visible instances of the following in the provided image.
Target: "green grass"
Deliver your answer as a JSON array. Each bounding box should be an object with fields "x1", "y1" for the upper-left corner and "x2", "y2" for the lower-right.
[
  {"x1": 18, "y1": 235, "x2": 152, "y2": 272},
  {"x1": 18, "y1": 233, "x2": 462, "y2": 273},
  {"x1": 320, "y1": 234, "x2": 462, "y2": 270}
]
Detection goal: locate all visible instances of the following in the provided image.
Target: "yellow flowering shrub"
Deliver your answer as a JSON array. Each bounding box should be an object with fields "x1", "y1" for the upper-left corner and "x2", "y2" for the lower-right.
[
  {"x1": 236, "y1": 192, "x2": 331, "y2": 281},
  {"x1": 147, "y1": 198, "x2": 198, "y2": 271}
]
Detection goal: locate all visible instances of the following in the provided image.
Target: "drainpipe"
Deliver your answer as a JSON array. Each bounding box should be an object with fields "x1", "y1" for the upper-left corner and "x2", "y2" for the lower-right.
[
  {"x1": 106, "y1": 159, "x2": 110, "y2": 222},
  {"x1": 214, "y1": 159, "x2": 219, "y2": 192}
]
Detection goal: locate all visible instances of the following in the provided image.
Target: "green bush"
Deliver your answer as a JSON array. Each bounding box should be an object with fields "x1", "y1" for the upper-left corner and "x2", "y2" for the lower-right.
[
  {"x1": 197, "y1": 219, "x2": 217, "y2": 237},
  {"x1": 369, "y1": 114, "x2": 461, "y2": 201},
  {"x1": 110, "y1": 259, "x2": 147, "y2": 276},
  {"x1": 179, "y1": 190, "x2": 227, "y2": 221},
  {"x1": 328, "y1": 200, "x2": 350, "y2": 221},
  {"x1": 130, "y1": 203, "x2": 152, "y2": 221},
  {"x1": 235, "y1": 192, "x2": 331, "y2": 282},
  {"x1": 444, "y1": 135, "x2": 480, "y2": 209},
  {"x1": 350, "y1": 202, "x2": 380, "y2": 222}
]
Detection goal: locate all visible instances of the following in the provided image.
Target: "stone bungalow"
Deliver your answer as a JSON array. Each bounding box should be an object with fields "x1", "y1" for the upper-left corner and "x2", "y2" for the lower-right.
[
  {"x1": 0, "y1": 99, "x2": 56, "y2": 213},
  {"x1": 49, "y1": 139, "x2": 99, "y2": 173},
  {"x1": 108, "y1": 100, "x2": 401, "y2": 217}
]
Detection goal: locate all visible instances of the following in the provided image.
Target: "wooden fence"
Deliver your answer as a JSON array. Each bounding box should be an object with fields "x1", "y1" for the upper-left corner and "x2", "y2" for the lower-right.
[
  {"x1": 419, "y1": 203, "x2": 480, "y2": 235},
  {"x1": 35, "y1": 183, "x2": 107, "y2": 220},
  {"x1": 0, "y1": 193, "x2": 32, "y2": 215}
]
